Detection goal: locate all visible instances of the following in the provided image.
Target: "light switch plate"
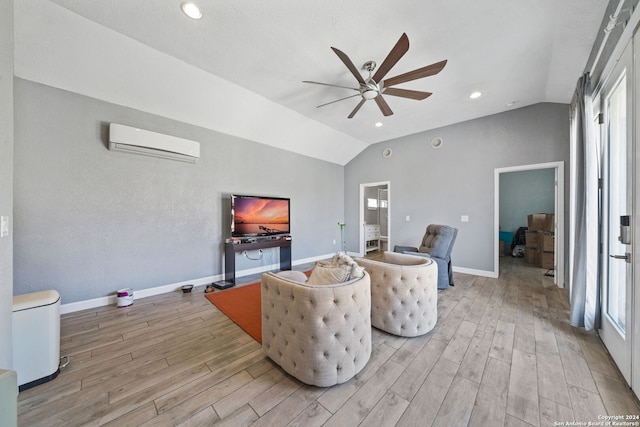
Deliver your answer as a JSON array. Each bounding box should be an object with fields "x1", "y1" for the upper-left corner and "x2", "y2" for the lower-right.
[
  {"x1": 0, "y1": 216, "x2": 8, "y2": 237},
  {"x1": 461, "y1": 215, "x2": 469, "y2": 223}
]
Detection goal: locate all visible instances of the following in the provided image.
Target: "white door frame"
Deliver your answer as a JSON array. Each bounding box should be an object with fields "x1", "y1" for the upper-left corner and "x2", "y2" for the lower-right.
[
  {"x1": 358, "y1": 181, "x2": 391, "y2": 256},
  {"x1": 633, "y1": 24, "x2": 640, "y2": 400},
  {"x1": 494, "y1": 162, "x2": 565, "y2": 286}
]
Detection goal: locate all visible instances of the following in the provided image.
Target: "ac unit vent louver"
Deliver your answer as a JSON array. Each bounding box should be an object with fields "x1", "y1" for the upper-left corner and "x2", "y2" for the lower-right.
[{"x1": 108, "y1": 123, "x2": 200, "y2": 163}]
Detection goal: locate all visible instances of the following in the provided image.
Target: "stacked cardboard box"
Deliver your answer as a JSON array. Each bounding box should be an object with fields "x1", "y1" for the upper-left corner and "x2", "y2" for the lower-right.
[{"x1": 525, "y1": 213, "x2": 555, "y2": 269}]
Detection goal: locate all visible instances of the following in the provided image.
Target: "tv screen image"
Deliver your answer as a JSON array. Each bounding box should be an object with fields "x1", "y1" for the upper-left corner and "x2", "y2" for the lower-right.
[{"x1": 231, "y1": 195, "x2": 290, "y2": 237}]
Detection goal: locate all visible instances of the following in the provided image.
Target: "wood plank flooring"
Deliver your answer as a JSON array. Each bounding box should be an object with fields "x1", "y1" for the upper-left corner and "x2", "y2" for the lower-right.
[{"x1": 17, "y1": 255, "x2": 640, "y2": 426}]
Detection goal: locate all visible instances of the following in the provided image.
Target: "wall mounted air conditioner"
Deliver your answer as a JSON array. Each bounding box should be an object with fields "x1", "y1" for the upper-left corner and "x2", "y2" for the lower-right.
[{"x1": 108, "y1": 123, "x2": 200, "y2": 163}]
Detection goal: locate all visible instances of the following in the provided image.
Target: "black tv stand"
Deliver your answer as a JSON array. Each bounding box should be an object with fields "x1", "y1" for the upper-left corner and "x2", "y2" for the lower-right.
[{"x1": 212, "y1": 237, "x2": 292, "y2": 290}]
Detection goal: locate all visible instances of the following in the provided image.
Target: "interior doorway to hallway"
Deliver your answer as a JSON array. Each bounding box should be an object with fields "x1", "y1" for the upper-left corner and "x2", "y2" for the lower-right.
[
  {"x1": 494, "y1": 162, "x2": 565, "y2": 286},
  {"x1": 359, "y1": 181, "x2": 390, "y2": 258}
]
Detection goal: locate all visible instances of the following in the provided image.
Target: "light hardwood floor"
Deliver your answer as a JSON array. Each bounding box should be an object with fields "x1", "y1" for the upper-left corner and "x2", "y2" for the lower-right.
[{"x1": 17, "y1": 255, "x2": 640, "y2": 426}]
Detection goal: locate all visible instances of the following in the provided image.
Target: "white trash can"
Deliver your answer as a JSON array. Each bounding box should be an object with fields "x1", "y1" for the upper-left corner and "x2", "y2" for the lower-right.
[{"x1": 12, "y1": 290, "x2": 61, "y2": 391}]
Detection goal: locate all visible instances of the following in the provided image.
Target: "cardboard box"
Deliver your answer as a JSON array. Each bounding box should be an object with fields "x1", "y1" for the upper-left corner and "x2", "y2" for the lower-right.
[
  {"x1": 541, "y1": 251, "x2": 554, "y2": 269},
  {"x1": 525, "y1": 231, "x2": 538, "y2": 248},
  {"x1": 545, "y1": 214, "x2": 555, "y2": 232},
  {"x1": 541, "y1": 232, "x2": 554, "y2": 252},
  {"x1": 525, "y1": 247, "x2": 536, "y2": 264},
  {"x1": 499, "y1": 240, "x2": 504, "y2": 257},
  {"x1": 528, "y1": 214, "x2": 547, "y2": 231}
]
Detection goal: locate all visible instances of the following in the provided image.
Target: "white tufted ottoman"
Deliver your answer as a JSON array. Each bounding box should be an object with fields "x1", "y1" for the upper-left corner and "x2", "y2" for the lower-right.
[
  {"x1": 357, "y1": 252, "x2": 438, "y2": 337},
  {"x1": 261, "y1": 270, "x2": 371, "y2": 387}
]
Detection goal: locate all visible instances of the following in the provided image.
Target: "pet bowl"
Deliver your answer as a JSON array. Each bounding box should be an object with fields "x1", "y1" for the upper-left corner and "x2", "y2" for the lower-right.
[{"x1": 181, "y1": 284, "x2": 194, "y2": 293}]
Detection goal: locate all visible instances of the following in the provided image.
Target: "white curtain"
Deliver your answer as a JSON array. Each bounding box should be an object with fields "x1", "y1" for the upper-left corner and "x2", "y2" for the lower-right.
[{"x1": 568, "y1": 73, "x2": 600, "y2": 330}]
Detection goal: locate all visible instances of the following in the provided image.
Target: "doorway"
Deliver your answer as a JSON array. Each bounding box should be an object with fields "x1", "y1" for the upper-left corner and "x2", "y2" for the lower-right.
[
  {"x1": 494, "y1": 162, "x2": 565, "y2": 285},
  {"x1": 359, "y1": 181, "x2": 390, "y2": 257}
]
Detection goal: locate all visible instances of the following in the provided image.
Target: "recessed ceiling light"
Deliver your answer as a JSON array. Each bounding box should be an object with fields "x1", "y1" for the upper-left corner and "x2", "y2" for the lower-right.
[
  {"x1": 181, "y1": 2, "x2": 202, "y2": 19},
  {"x1": 468, "y1": 91, "x2": 482, "y2": 100},
  {"x1": 374, "y1": 122, "x2": 383, "y2": 127}
]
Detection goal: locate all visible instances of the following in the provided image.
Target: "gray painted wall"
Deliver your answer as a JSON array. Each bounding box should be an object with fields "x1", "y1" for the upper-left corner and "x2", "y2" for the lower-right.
[
  {"x1": 0, "y1": 0, "x2": 14, "y2": 369},
  {"x1": 344, "y1": 102, "x2": 569, "y2": 273},
  {"x1": 13, "y1": 79, "x2": 344, "y2": 304},
  {"x1": 499, "y1": 168, "x2": 556, "y2": 235}
]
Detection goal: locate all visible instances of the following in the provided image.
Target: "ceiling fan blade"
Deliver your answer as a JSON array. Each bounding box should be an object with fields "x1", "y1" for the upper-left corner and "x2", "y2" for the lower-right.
[
  {"x1": 331, "y1": 47, "x2": 366, "y2": 85},
  {"x1": 348, "y1": 99, "x2": 367, "y2": 119},
  {"x1": 374, "y1": 95, "x2": 393, "y2": 116},
  {"x1": 303, "y1": 81, "x2": 360, "y2": 91},
  {"x1": 383, "y1": 87, "x2": 432, "y2": 100},
  {"x1": 372, "y1": 33, "x2": 409, "y2": 83},
  {"x1": 383, "y1": 59, "x2": 448, "y2": 88},
  {"x1": 316, "y1": 94, "x2": 362, "y2": 108}
]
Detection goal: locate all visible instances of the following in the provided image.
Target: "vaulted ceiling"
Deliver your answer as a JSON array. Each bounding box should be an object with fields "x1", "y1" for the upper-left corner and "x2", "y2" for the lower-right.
[{"x1": 22, "y1": 1, "x2": 609, "y2": 164}]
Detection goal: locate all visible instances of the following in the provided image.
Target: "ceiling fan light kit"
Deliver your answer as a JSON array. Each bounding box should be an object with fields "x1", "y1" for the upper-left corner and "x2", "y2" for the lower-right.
[{"x1": 304, "y1": 33, "x2": 447, "y2": 119}]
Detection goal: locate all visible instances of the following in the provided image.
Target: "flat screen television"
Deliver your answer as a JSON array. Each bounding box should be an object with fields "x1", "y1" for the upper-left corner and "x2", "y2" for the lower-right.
[{"x1": 231, "y1": 194, "x2": 290, "y2": 238}]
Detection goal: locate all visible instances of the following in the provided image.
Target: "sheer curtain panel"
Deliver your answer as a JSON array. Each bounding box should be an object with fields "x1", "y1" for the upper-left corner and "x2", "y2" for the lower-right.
[{"x1": 568, "y1": 73, "x2": 600, "y2": 330}]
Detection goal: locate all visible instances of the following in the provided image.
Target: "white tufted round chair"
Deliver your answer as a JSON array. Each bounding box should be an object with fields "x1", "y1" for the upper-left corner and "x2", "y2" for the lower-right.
[
  {"x1": 357, "y1": 251, "x2": 438, "y2": 337},
  {"x1": 261, "y1": 270, "x2": 371, "y2": 387}
]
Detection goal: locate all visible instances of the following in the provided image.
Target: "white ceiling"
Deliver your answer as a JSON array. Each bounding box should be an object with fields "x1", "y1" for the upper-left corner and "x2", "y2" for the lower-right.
[{"x1": 43, "y1": 0, "x2": 608, "y2": 162}]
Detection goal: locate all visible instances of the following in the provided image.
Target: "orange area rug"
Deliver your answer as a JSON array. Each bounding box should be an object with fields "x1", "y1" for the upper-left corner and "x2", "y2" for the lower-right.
[
  {"x1": 204, "y1": 271, "x2": 311, "y2": 344},
  {"x1": 205, "y1": 282, "x2": 262, "y2": 343}
]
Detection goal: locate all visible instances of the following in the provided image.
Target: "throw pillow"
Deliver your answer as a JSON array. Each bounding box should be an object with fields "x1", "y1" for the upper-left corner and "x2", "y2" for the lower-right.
[
  {"x1": 331, "y1": 252, "x2": 365, "y2": 280},
  {"x1": 307, "y1": 262, "x2": 351, "y2": 285},
  {"x1": 276, "y1": 270, "x2": 310, "y2": 283}
]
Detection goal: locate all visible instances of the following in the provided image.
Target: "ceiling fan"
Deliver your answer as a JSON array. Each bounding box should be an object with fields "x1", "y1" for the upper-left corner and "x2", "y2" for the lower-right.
[{"x1": 303, "y1": 33, "x2": 447, "y2": 119}]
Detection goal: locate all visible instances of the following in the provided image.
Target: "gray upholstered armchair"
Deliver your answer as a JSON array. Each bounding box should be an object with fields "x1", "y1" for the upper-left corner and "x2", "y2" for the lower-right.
[{"x1": 394, "y1": 224, "x2": 458, "y2": 289}]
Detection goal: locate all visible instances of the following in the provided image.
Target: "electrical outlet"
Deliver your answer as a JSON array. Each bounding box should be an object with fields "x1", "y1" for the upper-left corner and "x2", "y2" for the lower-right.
[
  {"x1": 461, "y1": 215, "x2": 469, "y2": 223},
  {"x1": 333, "y1": 239, "x2": 336, "y2": 245},
  {"x1": 406, "y1": 215, "x2": 410, "y2": 222},
  {"x1": 0, "y1": 216, "x2": 8, "y2": 238}
]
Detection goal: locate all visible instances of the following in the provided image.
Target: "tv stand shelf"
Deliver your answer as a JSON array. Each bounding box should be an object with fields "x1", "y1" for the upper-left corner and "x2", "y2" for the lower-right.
[{"x1": 213, "y1": 238, "x2": 292, "y2": 290}]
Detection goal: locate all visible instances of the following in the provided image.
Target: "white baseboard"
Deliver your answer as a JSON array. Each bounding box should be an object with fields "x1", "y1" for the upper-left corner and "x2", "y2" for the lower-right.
[
  {"x1": 452, "y1": 266, "x2": 498, "y2": 279},
  {"x1": 60, "y1": 275, "x2": 220, "y2": 314},
  {"x1": 293, "y1": 253, "x2": 334, "y2": 266},
  {"x1": 60, "y1": 254, "x2": 334, "y2": 314},
  {"x1": 62, "y1": 255, "x2": 493, "y2": 314}
]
